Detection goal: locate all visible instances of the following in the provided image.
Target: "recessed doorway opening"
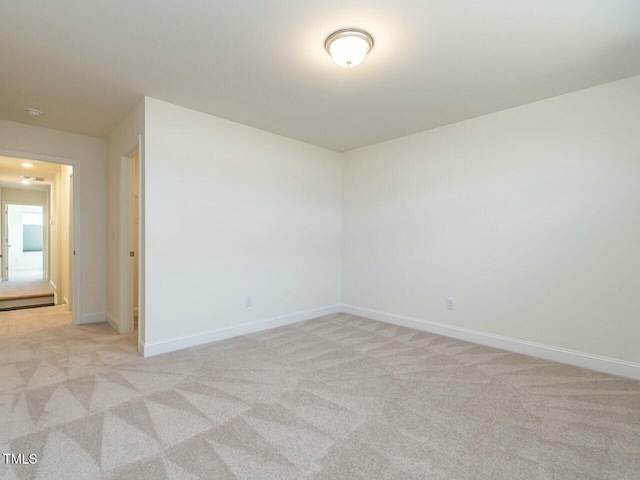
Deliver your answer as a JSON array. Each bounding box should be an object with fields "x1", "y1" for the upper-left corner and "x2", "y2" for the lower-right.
[
  {"x1": 0, "y1": 153, "x2": 79, "y2": 319},
  {"x1": 5, "y1": 203, "x2": 45, "y2": 281},
  {"x1": 118, "y1": 144, "x2": 142, "y2": 344}
]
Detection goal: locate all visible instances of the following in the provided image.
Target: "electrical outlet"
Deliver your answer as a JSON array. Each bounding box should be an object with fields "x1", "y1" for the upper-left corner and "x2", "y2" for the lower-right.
[
  {"x1": 446, "y1": 298, "x2": 454, "y2": 310},
  {"x1": 245, "y1": 296, "x2": 252, "y2": 307}
]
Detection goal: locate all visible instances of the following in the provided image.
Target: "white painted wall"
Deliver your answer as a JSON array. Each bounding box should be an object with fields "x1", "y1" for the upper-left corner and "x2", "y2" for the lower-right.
[
  {"x1": 342, "y1": 75, "x2": 640, "y2": 364},
  {"x1": 143, "y1": 97, "x2": 341, "y2": 348},
  {"x1": 0, "y1": 120, "x2": 107, "y2": 321}
]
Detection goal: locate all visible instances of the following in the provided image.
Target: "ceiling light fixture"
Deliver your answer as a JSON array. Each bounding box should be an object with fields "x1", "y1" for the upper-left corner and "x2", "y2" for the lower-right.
[
  {"x1": 22, "y1": 162, "x2": 34, "y2": 168},
  {"x1": 325, "y1": 28, "x2": 374, "y2": 68},
  {"x1": 25, "y1": 108, "x2": 41, "y2": 117},
  {"x1": 21, "y1": 179, "x2": 31, "y2": 185}
]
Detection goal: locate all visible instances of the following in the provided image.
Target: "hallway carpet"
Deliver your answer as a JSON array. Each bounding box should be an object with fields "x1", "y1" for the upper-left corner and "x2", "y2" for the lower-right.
[{"x1": 0, "y1": 309, "x2": 638, "y2": 479}]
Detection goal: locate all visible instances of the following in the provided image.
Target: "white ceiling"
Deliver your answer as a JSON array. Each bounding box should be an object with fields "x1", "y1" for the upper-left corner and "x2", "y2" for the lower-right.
[
  {"x1": 0, "y1": 156, "x2": 60, "y2": 189},
  {"x1": 1, "y1": 1, "x2": 639, "y2": 151}
]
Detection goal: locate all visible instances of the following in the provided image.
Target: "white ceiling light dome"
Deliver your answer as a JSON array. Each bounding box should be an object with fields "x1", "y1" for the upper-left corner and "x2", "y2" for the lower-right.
[{"x1": 325, "y1": 28, "x2": 374, "y2": 68}]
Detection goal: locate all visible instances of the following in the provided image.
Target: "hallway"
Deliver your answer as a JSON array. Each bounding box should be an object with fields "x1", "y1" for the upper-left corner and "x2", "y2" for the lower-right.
[
  {"x1": 0, "y1": 155, "x2": 75, "y2": 314},
  {"x1": 0, "y1": 305, "x2": 136, "y2": 387}
]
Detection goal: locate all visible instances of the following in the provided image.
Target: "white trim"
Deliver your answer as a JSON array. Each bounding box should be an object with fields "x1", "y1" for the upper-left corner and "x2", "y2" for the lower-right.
[
  {"x1": 106, "y1": 312, "x2": 119, "y2": 332},
  {"x1": 118, "y1": 140, "x2": 143, "y2": 338},
  {"x1": 136, "y1": 135, "x2": 145, "y2": 355},
  {"x1": 79, "y1": 312, "x2": 106, "y2": 325},
  {"x1": 139, "y1": 304, "x2": 342, "y2": 357},
  {"x1": 118, "y1": 154, "x2": 134, "y2": 335},
  {"x1": 49, "y1": 279, "x2": 57, "y2": 304},
  {"x1": 63, "y1": 296, "x2": 69, "y2": 305},
  {"x1": 342, "y1": 304, "x2": 640, "y2": 381}
]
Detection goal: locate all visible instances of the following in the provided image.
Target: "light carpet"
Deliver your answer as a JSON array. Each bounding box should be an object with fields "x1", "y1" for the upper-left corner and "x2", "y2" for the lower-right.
[{"x1": 0, "y1": 308, "x2": 638, "y2": 479}]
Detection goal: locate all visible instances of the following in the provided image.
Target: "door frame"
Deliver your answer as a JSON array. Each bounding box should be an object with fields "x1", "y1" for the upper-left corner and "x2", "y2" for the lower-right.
[
  {"x1": 118, "y1": 138, "x2": 143, "y2": 343},
  {"x1": 2, "y1": 200, "x2": 48, "y2": 282},
  {"x1": 0, "y1": 148, "x2": 82, "y2": 325}
]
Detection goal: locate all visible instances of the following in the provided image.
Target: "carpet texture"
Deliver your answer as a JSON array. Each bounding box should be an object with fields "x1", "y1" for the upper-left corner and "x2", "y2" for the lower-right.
[{"x1": 0, "y1": 308, "x2": 639, "y2": 479}]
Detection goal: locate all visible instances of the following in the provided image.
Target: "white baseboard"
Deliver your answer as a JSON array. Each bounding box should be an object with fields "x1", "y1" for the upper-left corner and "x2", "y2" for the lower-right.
[
  {"x1": 342, "y1": 304, "x2": 640, "y2": 381},
  {"x1": 79, "y1": 312, "x2": 106, "y2": 325},
  {"x1": 106, "y1": 312, "x2": 119, "y2": 332},
  {"x1": 139, "y1": 304, "x2": 342, "y2": 357},
  {"x1": 49, "y1": 280, "x2": 58, "y2": 305},
  {"x1": 63, "y1": 297, "x2": 69, "y2": 305}
]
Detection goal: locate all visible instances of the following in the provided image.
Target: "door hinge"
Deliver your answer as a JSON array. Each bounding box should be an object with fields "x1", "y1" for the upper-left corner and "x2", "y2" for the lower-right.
[{"x1": 129, "y1": 251, "x2": 135, "y2": 257}]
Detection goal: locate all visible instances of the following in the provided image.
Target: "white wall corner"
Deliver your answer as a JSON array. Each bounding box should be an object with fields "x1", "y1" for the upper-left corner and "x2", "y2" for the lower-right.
[
  {"x1": 106, "y1": 312, "x2": 120, "y2": 332},
  {"x1": 80, "y1": 312, "x2": 107, "y2": 325},
  {"x1": 341, "y1": 304, "x2": 640, "y2": 382},
  {"x1": 141, "y1": 304, "x2": 342, "y2": 357}
]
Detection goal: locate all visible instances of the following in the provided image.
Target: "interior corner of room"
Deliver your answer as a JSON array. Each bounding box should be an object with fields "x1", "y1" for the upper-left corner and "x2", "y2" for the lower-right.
[
  {"x1": 1, "y1": 3, "x2": 639, "y2": 477},
  {"x1": 0, "y1": 1, "x2": 637, "y2": 382},
  {"x1": 118, "y1": 77, "x2": 640, "y2": 379},
  {"x1": 2, "y1": 75, "x2": 639, "y2": 379}
]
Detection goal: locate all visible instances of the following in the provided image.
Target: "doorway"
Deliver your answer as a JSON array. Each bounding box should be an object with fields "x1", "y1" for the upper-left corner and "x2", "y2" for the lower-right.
[
  {"x1": 4, "y1": 203, "x2": 45, "y2": 281},
  {"x1": 118, "y1": 145, "x2": 142, "y2": 341},
  {"x1": 133, "y1": 155, "x2": 139, "y2": 329},
  {"x1": 0, "y1": 153, "x2": 80, "y2": 320}
]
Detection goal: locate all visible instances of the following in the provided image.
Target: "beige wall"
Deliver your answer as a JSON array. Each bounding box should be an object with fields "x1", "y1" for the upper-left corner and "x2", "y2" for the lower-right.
[
  {"x1": 0, "y1": 187, "x2": 47, "y2": 204},
  {"x1": 342, "y1": 75, "x2": 640, "y2": 364},
  {"x1": 0, "y1": 119, "x2": 107, "y2": 322}
]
